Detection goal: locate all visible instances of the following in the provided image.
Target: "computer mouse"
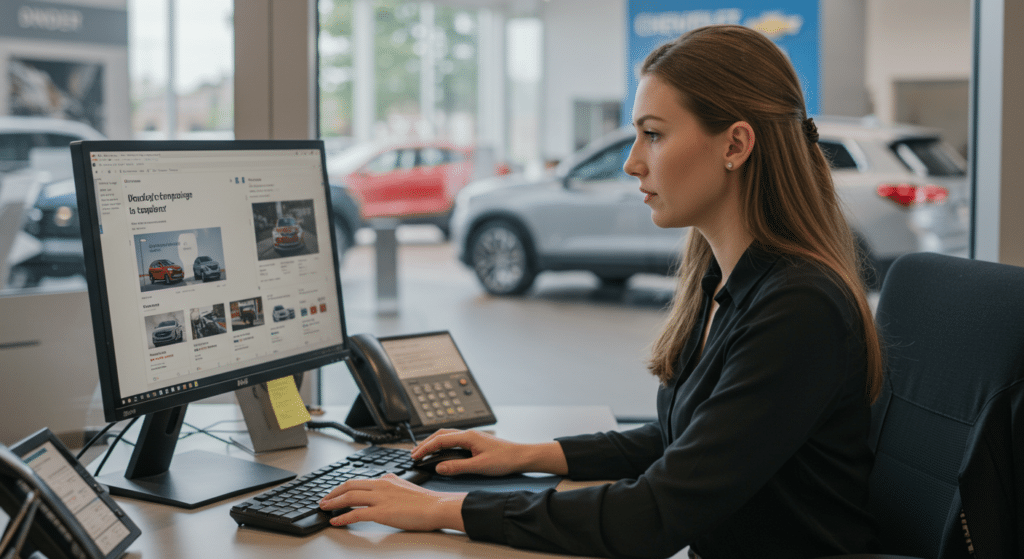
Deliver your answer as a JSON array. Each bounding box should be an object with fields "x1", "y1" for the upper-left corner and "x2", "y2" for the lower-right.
[{"x1": 412, "y1": 447, "x2": 474, "y2": 475}]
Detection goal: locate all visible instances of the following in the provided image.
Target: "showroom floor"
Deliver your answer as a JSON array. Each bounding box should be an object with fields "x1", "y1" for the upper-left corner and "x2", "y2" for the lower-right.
[{"x1": 320, "y1": 226, "x2": 678, "y2": 422}]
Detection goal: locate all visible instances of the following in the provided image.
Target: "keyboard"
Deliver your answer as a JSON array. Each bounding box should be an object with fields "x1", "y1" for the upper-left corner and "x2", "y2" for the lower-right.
[{"x1": 230, "y1": 446, "x2": 430, "y2": 535}]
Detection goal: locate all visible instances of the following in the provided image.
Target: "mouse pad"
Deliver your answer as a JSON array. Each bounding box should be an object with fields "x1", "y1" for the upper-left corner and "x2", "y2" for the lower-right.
[{"x1": 422, "y1": 473, "x2": 561, "y2": 493}]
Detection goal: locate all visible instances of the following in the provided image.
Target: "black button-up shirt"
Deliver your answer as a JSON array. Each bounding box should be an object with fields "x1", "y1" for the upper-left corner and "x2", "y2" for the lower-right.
[{"x1": 462, "y1": 245, "x2": 878, "y2": 559}]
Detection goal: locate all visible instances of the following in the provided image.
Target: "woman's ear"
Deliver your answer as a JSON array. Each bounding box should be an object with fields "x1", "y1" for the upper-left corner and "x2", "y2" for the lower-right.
[{"x1": 724, "y1": 121, "x2": 754, "y2": 169}]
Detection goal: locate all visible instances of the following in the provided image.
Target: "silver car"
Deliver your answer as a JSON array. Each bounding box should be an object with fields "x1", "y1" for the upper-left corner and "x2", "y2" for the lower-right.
[
  {"x1": 152, "y1": 319, "x2": 184, "y2": 346},
  {"x1": 451, "y1": 117, "x2": 969, "y2": 295}
]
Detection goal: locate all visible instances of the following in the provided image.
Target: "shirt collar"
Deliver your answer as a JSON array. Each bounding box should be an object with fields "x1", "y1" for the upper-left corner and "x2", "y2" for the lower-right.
[{"x1": 700, "y1": 243, "x2": 780, "y2": 308}]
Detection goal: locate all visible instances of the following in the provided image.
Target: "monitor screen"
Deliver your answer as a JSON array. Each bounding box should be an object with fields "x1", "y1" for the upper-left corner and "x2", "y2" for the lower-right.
[{"x1": 71, "y1": 140, "x2": 348, "y2": 424}]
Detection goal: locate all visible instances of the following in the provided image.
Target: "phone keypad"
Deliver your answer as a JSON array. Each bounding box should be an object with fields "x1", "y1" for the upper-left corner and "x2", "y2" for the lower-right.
[{"x1": 405, "y1": 373, "x2": 487, "y2": 424}]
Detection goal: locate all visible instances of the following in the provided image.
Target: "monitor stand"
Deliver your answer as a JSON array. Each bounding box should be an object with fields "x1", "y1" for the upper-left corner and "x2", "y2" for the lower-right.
[
  {"x1": 92, "y1": 405, "x2": 295, "y2": 509},
  {"x1": 233, "y1": 381, "x2": 308, "y2": 454}
]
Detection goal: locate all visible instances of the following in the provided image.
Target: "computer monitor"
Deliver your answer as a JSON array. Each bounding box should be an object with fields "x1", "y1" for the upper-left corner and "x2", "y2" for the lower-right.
[{"x1": 69, "y1": 140, "x2": 349, "y2": 508}]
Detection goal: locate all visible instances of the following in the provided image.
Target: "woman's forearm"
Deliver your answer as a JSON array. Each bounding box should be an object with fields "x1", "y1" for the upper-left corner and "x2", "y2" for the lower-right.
[{"x1": 518, "y1": 441, "x2": 569, "y2": 476}]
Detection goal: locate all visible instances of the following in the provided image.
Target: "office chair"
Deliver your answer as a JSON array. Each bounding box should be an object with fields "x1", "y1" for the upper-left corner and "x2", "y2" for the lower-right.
[{"x1": 821, "y1": 252, "x2": 1024, "y2": 559}]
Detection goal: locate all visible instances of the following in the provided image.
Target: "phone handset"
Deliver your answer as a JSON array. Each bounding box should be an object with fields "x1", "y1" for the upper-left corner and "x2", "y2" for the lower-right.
[{"x1": 346, "y1": 333, "x2": 415, "y2": 428}]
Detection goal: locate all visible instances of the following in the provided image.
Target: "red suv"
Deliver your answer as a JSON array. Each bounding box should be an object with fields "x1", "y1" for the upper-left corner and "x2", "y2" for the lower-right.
[
  {"x1": 148, "y1": 259, "x2": 184, "y2": 284},
  {"x1": 326, "y1": 142, "x2": 495, "y2": 237}
]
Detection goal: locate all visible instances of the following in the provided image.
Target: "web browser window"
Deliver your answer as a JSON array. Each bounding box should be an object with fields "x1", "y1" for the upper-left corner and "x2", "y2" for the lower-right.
[{"x1": 86, "y1": 147, "x2": 343, "y2": 404}]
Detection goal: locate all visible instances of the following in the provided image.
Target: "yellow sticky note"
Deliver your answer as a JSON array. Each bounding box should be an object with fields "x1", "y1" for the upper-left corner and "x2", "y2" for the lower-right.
[{"x1": 265, "y1": 376, "x2": 311, "y2": 429}]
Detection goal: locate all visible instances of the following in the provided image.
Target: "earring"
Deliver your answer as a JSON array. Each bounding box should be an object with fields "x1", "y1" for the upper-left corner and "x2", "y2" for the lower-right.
[{"x1": 726, "y1": 162, "x2": 733, "y2": 170}]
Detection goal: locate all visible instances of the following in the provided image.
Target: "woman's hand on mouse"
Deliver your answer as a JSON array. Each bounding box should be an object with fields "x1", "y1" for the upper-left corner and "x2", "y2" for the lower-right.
[
  {"x1": 411, "y1": 429, "x2": 568, "y2": 477},
  {"x1": 319, "y1": 474, "x2": 467, "y2": 532}
]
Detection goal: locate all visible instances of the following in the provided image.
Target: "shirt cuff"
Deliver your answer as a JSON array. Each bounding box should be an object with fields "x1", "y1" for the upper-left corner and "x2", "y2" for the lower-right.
[
  {"x1": 461, "y1": 490, "x2": 511, "y2": 545},
  {"x1": 555, "y1": 434, "x2": 608, "y2": 480}
]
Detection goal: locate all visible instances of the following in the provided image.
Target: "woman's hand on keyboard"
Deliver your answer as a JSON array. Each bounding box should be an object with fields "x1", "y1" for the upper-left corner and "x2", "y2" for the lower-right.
[
  {"x1": 411, "y1": 429, "x2": 568, "y2": 477},
  {"x1": 319, "y1": 474, "x2": 467, "y2": 532}
]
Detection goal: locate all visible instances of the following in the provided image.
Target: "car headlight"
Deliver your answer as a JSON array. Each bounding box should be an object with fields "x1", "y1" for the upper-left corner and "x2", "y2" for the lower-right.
[{"x1": 54, "y1": 206, "x2": 74, "y2": 227}]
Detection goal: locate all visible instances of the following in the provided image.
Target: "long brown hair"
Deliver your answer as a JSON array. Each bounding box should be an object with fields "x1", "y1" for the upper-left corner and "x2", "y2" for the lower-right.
[{"x1": 644, "y1": 25, "x2": 883, "y2": 403}]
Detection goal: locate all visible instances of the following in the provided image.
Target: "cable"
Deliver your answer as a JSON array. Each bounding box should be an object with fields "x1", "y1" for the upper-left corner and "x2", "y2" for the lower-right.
[
  {"x1": 182, "y1": 421, "x2": 254, "y2": 455},
  {"x1": 402, "y1": 421, "x2": 417, "y2": 445},
  {"x1": 75, "y1": 421, "x2": 118, "y2": 461},
  {"x1": 93, "y1": 416, "x2": 139, "y2": 477},
  {"x1": 306, "y1": 420, "x2": 406, "y2": 444}
]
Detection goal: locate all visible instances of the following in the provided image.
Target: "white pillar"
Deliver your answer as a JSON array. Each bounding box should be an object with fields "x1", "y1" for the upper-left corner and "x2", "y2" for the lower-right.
[
  {"x1": 166, "y1": 0, "x2": 177, "y2": 139},
  {"x1": 419, "y1": 2, "x2": 437, "y2": 140},
  {"x1": 972, "y1": 0, "x2": 1024, "y2": 265},
  {"x1": 353, "y1": 0, "x2": 375, "y2": 142},
  {"x1": 476, "y1": 8, "x2": 507, "y2": 163}
]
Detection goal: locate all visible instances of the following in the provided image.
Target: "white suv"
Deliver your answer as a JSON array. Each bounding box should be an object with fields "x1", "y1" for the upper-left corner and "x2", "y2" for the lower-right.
[
  {"x1": 0, "y1": 116, "x2": 106, "y2": 173},
  {"x1": 451, "y1": 117, "x2": 969, "y2": 295}
]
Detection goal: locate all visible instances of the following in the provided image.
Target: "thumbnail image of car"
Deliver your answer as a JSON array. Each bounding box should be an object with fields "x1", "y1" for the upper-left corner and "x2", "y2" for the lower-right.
[
  {"x1": 194, "y1": 311, "x2": 226, "y2": 338},
  {"x1": 272, "y1": 305, "x2": 290, "y2": 322},
  {"x1": 192, "y1": 256, "x2": 221, "y2": 281},
  {"x1": 451, "y1": 117, "x2": 970, "y2": 295},
  {"x1": 152, "y1": 319, "x2": 184, "y2": 347},
  {"x1": 272, "y1": 217, "x2": 305, "y2": 252},
  {"x1": 149, "y1": 259, "x2": 184, "y2": 284},
  {"x1": 239, "y1": 304, "x2": 257, "y2": 325}
]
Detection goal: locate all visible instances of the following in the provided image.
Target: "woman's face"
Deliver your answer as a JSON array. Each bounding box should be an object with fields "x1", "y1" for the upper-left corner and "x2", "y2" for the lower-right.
[{"x1": 623, "y1": 75, "x2": 734, "y2": 231}]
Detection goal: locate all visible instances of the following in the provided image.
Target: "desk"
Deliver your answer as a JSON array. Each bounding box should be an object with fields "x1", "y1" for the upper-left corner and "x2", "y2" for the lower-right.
[{"x1": 107, "y1": 404, "x2": 656, "y2": 559}]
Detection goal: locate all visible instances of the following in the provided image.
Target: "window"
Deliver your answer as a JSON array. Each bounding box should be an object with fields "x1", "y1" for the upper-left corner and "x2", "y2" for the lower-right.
[
  {"x1": 419, "y1": 147, "x2": 445, "y2": 167},
  {"x1": 891, "y1": 138, "x2": 966, "y2": 177},
  {"x1": 570, "y1": 141, "x2": 632, "y2": 182},
  {"x1": 819, "y1": 141, "x2": 859, "y2": 170},
  {"x1": 365, "y1": 150, "x2": 398, "y2": 174}
]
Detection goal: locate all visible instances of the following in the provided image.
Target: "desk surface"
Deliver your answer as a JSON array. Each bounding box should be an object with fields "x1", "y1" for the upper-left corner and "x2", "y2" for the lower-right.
[{"x1": 106, "y1": 404, "x2": 636, "y2": 559}]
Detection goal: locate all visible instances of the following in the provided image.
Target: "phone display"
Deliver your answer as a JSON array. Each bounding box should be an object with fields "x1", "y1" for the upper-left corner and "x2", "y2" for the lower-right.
[{"x1": 0, "y1": 428, "x2": 140, "y2": 559}]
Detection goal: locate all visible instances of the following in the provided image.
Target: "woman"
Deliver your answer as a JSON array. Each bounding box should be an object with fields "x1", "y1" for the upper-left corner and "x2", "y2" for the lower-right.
[{"x1": 320, "y1": 24, "x2": 883, "y2": 559}]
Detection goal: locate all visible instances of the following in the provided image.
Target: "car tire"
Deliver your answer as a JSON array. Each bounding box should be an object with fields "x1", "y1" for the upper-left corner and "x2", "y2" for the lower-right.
[
  {"x1": 469, "y1": 219, "x2": 536, "y2": 295},
  {"x1": 196, "y1": 270, "x2": 203, "y2": 282}
]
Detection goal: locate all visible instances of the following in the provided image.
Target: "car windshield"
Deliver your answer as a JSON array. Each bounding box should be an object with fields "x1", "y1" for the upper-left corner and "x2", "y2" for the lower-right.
[
  {"x1": 158, "y1": 321, "x2": 176, "y2": 327},
  {"x1": 277, "y1": 218, "x2": 296, "y2": 227},
  {"x1": 197, "y1": 256, "x2": 210, "y2": 263},
  {"x1": 891, "y1": 138, "x2": 966, "y2": 177}
]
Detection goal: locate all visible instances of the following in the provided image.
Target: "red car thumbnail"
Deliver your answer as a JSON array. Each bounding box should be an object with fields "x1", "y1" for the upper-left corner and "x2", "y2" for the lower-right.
[
  {"x1": 148, "y1": 259, "x2": 184, "y2": 284},
  {"x1": 272, "y1": 217, "x2": 305, "y2": 252}
]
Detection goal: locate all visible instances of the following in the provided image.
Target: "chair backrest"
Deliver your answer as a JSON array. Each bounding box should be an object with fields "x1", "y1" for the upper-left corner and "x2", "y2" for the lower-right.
[{"x1": 869, "y1": 252, "x2": 1024, "y2": 558}]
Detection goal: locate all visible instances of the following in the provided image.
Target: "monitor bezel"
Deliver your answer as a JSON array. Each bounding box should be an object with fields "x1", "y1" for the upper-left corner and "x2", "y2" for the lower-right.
[{"x1": 70, "y1": 139, "x2": 350, "y2": 423}]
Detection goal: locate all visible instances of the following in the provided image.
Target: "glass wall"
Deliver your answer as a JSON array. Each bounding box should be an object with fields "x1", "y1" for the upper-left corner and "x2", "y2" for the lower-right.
[
  {"x1": 0, "y1": 0, "x2": 1002, "y2": 417},
  {"x1": 0, "y1": 0, "x2": 234, "y2": 293},
  {"x1": 130, "y1": 0, "x2": 234, "y2": 140}
]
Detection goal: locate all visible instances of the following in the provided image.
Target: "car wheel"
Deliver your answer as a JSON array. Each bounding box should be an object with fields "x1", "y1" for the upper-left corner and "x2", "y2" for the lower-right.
[
  {"x1": 165, "y1": 274, "x2": 171, "y2": 284},
  {"x1": 149, "y1": 273, "x2": 155, "y2": 284},
  {"x1": 196, "y1": 270, "x2": 203, "y2": 282},
  {"x1": 469, "y1": 219, "x2": 536, "y2": 295}
]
